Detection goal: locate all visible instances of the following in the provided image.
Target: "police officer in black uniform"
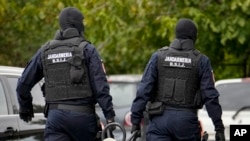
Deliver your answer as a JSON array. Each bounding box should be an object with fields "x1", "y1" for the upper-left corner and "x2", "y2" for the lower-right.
[
  {"x1": 16, "y1": 7, "x2": 115, "y2": 141},
  {"x1": 130, "y1": 18, "x2": 225, "y2": 141}
]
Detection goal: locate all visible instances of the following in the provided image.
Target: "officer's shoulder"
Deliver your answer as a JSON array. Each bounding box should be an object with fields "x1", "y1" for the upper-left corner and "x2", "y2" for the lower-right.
[
  {"x1": 200, "y1": 54, "x2": 210, "y2": 61},
  {"x1": 79, "y1": 40, "x2": 91, "y2": 49},
  {"x1": 82, "y1": 40, "x2": 91, "y2": 45},
  {"x1": 196, "y1": 51, "x2": 210, "y2": 64},
  {"x1": 192, "y1": 49, "x2": 202, "y2": 57},
  {"x1": 79, "y1": 40, "x2": 91, "y2": 48},
  {"x1": 81, "y1": 41, "x2": 98, "y2": 54}
]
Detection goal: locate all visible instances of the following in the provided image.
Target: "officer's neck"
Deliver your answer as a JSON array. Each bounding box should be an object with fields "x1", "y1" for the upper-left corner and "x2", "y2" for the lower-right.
[{"x1": 170, "y1": 39, "x2": 195, "y2": 51}]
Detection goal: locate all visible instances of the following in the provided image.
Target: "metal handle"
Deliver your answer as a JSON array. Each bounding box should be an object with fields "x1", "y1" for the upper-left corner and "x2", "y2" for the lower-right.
[
  {"x1": 101, "y1": 122, "x2": 126, "y2": 141},
  {"x1": 4, "y1": 127, "x2": 17, "y2": 136}
]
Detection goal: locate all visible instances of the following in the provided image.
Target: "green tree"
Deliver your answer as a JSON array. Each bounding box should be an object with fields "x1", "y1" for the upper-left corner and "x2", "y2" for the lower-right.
[
  {"x1": 1, "y1": 0, "x2": 250, "y2": 79},
  {"x1": 0, "y1": 0, "x2": 62, "y2": 65},
  {"x1": 82, "y1": 0, "x2": 176, "y2": 74}
]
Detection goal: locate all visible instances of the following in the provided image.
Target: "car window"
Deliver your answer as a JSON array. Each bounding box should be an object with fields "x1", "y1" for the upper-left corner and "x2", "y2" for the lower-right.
[
  {"x1": 6, "y1": 77, "x2": 45, "y2": 113},
  {"x1": 109, "y1": 82, "x2": 137, "y2": 107},
  {"x1": 0, "y1": 80, "x2": 8, "y2": 115},
  {"x1": 216, "y1": 82, "x2": 250, "y2": 111}
]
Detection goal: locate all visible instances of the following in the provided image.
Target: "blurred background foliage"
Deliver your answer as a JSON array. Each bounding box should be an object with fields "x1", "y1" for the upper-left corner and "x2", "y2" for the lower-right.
[{"x1": 1, "y1": 0, "x2": 250, "y2": 80}]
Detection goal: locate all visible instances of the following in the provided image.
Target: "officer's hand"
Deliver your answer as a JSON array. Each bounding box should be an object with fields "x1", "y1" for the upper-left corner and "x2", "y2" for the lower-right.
[
  {"x1": 19, "y1": 109, "x2": 34, "y2": 123},
  {"x1": 131, "y1": 124, "x2": 141, "y2": 137},
  {"x1": 106, "y1": 117, "x2": 116, "y2": 132},
  {"x1": 106, "y1": 117, "x2": 116, "y2": 138},
  {"x1": 215, "y1": 130, "x2": 225, "y2": 141}
]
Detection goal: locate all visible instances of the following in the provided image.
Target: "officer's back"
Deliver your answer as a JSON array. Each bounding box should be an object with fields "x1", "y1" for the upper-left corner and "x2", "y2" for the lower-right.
[
  {"x1": 16, "y1": 7, "x2": 116, "y2": 141},
  {"x1": 130, "y1": 18, "x2": 225, "y2": 141}
]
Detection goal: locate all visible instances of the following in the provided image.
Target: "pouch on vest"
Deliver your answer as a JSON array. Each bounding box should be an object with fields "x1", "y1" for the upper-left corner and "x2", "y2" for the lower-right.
[
  {"x1": 146, "y1": 101, "x2": 165, "y2": 116},
  {"x1": 68, "y1": 55, "x2": 84, "y2": 84}
]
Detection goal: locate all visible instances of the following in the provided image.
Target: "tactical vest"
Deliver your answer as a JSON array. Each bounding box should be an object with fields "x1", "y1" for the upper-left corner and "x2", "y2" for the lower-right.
[
  {"x1": 41, "y1": 37, "x2": 93, "y2": 102},
  {"x1": 156, "y1": 47, "x2": 202, "y2": 109}
]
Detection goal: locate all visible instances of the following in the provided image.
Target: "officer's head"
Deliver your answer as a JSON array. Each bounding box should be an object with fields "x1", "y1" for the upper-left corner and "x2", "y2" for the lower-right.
[
  {"x1": 59, "y1": 7, "x2": 84, "y2": 34},
  {"x1": 175, "y1": 18, "x2": 197, "y2": 42}
]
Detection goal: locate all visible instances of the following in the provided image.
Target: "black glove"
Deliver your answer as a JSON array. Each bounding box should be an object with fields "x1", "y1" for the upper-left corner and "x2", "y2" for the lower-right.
[
  {"x1": 131, "y1": 124, "x2": 141, "y2": 138},
  {"x1": 215, "y1": 130, "x2": 225, "y2": 141},
  {"x1": 106, "y1": 117, "x2": 116, "y2": 131},
  {"x1": 19, "y1": 108, "x2": 34, "y2": 123},
  {"x1": 106, "y1": 117, "x2": 115, "y2": 138}
]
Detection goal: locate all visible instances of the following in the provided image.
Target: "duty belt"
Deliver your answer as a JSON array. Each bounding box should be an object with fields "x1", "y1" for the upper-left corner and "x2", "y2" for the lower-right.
[{"x1": 49, "y1": 104, "x2": 94, "y2": 113}]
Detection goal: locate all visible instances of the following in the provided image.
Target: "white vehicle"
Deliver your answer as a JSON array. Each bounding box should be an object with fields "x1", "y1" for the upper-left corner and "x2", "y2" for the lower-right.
[
  {"x1": 0, "y1": 66, "x2": 46, "y2": 140},
  {"x1": 198, "y1": 78, "x2": 250, "y2": 141}
]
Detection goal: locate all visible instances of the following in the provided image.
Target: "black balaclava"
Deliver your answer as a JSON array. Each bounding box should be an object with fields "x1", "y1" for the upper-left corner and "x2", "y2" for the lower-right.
[
  {"x1": 175, "y1": 18, "x2": 197, "y2": 42},
  {"x1": 59, "y1": 7, "x2": 84, "y2": 34}
]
